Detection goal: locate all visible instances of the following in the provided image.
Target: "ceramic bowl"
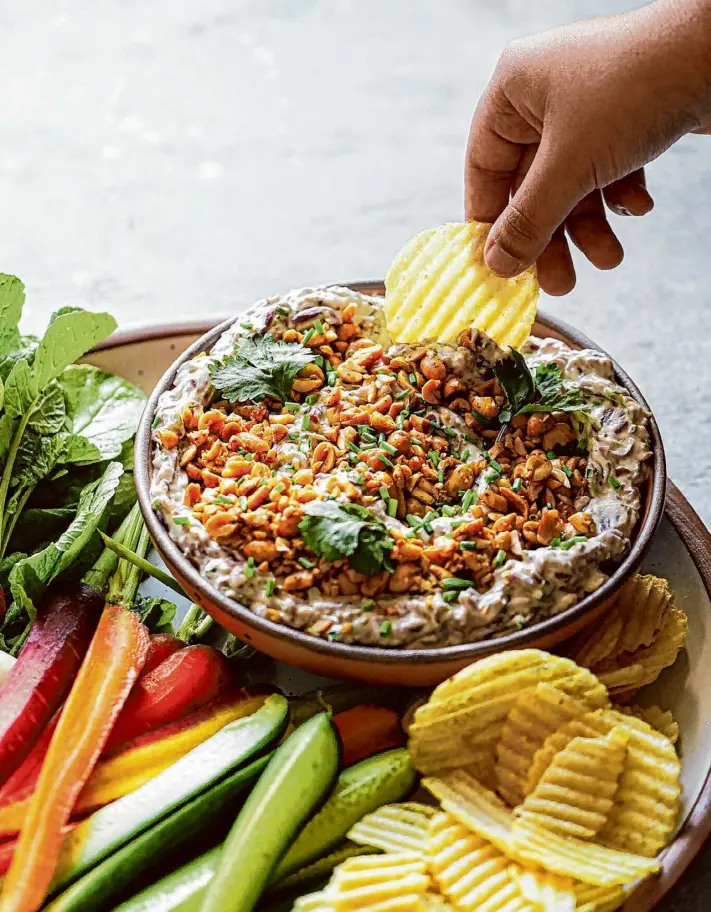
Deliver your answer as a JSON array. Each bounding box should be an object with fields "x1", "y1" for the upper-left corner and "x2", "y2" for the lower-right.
[{"x1": 134, "y1": 281, "x2": 666, "y2": 686}]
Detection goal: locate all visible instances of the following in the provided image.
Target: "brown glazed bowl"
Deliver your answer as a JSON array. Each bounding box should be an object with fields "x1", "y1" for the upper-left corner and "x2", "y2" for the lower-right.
[{"x1": 134, "y1": 281, "x2": 666, "y2": 686}]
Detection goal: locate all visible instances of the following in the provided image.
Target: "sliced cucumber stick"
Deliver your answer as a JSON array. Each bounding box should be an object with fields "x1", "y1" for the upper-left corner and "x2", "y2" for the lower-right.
[
  {"x1": 200, "y1": 712, "x2": 339, "y2": 912},
  {"x1": 114, "y1": 847, "x2": 221, "y2": 912},
  {"x1": 50, "y1": 694, "x2": 289, "y2": 894}
]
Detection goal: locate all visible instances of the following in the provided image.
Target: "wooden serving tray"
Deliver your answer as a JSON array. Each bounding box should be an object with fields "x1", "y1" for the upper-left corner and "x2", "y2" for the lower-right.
[{"x1": 88, "y1": 321, "x2": 711, "y2": 912}]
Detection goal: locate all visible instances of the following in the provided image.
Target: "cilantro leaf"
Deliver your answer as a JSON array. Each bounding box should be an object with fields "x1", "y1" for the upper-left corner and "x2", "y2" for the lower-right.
[
  {"x1": 299, "y1": 500, "x2": 393, "y2": 578},
  {"x1": 494, "y1": 354, "x2": 587, "y2": 419},
  {"x1": 209, "y1": 333, "x2": 316, "y2": 403}
]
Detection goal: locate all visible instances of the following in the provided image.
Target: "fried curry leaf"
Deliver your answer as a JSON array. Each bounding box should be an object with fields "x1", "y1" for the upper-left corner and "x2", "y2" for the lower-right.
[
  {"x1": 299, "y1": 500, "x2": 393, "y2": 578},
  {"x1": 494, "y1": 354, "x2": 587, "y2": 418},
  {"x1": 209, "y1": 333, "x2": 316, "y2": 404}
]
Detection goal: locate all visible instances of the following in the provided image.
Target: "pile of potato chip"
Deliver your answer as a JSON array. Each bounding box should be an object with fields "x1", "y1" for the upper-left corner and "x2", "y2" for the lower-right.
[{"x1": 295, "y1": 573, "x2": 687, "y2": 912}]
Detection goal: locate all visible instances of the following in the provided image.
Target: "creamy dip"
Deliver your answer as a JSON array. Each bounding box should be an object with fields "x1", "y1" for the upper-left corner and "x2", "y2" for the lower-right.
[{"x1": 150, "y1": 286, "x2": 651, "y2": 648}]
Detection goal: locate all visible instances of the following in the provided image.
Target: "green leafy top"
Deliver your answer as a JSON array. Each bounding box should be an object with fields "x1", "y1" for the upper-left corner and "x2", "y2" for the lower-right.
[
  {"x1": 494, "y1": 353, "x2": 588, "y2": 422},
  {"x1": 299, "y1": 500, "x2": 394, "y2": 578},
  {"x1": 209, "y1": 333, "x2": 316, "y2": 403}
]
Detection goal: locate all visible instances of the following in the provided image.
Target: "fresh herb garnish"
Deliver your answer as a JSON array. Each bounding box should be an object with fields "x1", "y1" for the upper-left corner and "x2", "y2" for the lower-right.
[
  {"x1": 209, "y1": 333, "x2": 316, "y2": 404},
  {"x1": 299, "y1": 500, "x2": 394, "y2": 577},
  {"x1": 493, "y1": 353, "x2": 588, "y2": 430},
  {"x1": 609, "y1": 475, "x2": 621, "y2": 489},
  {"x1": 379, "y1": 620, "x2": 392, "y2": 637}
]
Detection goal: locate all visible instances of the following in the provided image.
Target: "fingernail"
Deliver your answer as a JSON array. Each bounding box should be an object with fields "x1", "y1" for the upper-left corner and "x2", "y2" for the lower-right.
[
  {"x1": 485, "y1": 242, "x2": 521, "y2": 278},
  {"x1": 612, "y1": 205, "x2": 632, "y2": 217}
]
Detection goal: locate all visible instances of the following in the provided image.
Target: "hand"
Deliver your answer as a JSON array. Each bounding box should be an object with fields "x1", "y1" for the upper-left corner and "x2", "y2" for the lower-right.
[{"x1": 465, "y1": 0, "x2": 711, "y2": 294}]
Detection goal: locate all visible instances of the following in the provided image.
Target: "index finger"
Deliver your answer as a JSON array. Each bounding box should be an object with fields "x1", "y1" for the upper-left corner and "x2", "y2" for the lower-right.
[{"x1": 464, "y1": 88, "x2": 529, "y2": 223}]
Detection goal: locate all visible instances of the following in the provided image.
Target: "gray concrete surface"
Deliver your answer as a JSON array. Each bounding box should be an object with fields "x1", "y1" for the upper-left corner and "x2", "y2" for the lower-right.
[{"x1": 0, "y1": 1, "x2": 708, "y2": 905}]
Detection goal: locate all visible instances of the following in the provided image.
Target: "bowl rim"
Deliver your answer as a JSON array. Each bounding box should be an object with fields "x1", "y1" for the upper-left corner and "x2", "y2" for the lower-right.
[{"x1": 134, "y1": 281, "x2": 666, "y2": 665}]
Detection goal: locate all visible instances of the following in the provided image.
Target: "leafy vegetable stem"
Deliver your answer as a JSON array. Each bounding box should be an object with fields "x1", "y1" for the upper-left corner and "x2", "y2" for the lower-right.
[
  {"x1": 0, "y1": 397, "x2": 37, "y2": 558},
  {"x1": 0, "y1": 486, "x2": 33, "y2": 556},
  {"x1": 82, "y1": 506, "x2": 134, "y2": 592},
  {"x1": 99, "y1": 530, "x2": 188, "y2": 598},
  {"x1": 177, "y1": 603, "x2": 214, "y2": 643}
]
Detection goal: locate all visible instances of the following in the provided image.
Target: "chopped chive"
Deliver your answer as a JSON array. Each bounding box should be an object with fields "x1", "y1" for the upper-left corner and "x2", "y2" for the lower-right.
[
  {"x1": 444, "y1": 427, "x2": 457, "y2": 439},
  {"x1": 214, "y1": 494, "x2": 233, "y2": 505},
  {"x1": 459, "y1": 541, "x2": 478, "y2": 551},
  {"x1": 377, "y1": 453, "x2": 394, "y2": 469},
  {"x1": 396, "y1": 414, "x2": 406, "y2": 430},
  {"x1": 305, "y1": 394, "x2": 319, "y2": 405},
  {"x1": 512, "y1": 477, "x2": 523, "y2": 493},
  {"x1": 346, "y1": 441, "x2": 361, "y2": 455},
  {"x1": 550, "y1": 538, "x2": 562, "y2": 549},
  {"x1": 406, "y1": 514, "x2": 422, "y2": 528},
  {"x1": 442, "y1": 577, "x2": 474, "y2": 591},
  {"x1": 274, "y1": 482, "x2": 285, "y2": 494},
  {"x1": 437, "y1": 468, "x2": 445, "y2": 484},
  {"x1": 408, "y1": 372, "x2": 417, "y2": 385},
  {"x1": 396, "y1": 389, "x2": 410, "y2": 401},
  {"x1": 492, "y1": 549, "x2": 507, "y2": 569},
  {"x1": 464, "y1": 434, "x2": 480, "y2": 445},
  {"x1": 461, "y1": 448, "x2": 470, "y2": 460},
  {"x1": 275, "y1": 306, "x2": 288, "y2": 316},
  {"x1": 298, "y1": 556, "x2": 315, "y2": 569},
  {"x1": 461, "y1": 490, "x2": 475, "y2": 512},
  {"x1": 239, "y1": 322, "x2": 254, "y2": 331},
  {"x1": 442, "y1": 591, "x2": 459, "y2": 604},
  {"x1": 327, "y1": 371, "x2": 338, "y2": 386},
  {"x1": 284, "y1": 402, "x2": 300, "y2": 412},
  {"x1": 244, "y1": 557, "x2": 256, "y2": 579},
  {"x1": 609, "y1": 475, "x2": 621, "y2": 489},
  {"x1": 428, "y1": 452, "x2": 440, "y2": 467},
  {"x1": 489, "y1": 459, "x2": 503, "y2": 474},
  {"x1": 288, "y1": 432, "x2": 299, "y2": 441},
  {"x1": 546, "y1": 450, "x2": 557, "y2": 459},
  {"x1": 244, "y1": 453, "x2": 254, "y2": 462},
  {"x1": 441, "y1": 505, "x2": 455, "y2": 517},
  {"x1": 387, "y1": 498, "x2": 398, "y2": 518},
  {"x1": 314, "y1": 355, "x2": 324, "y2": 369},
  {"x1": 327, "y1": 630, "x2": 340, "y2": 641},
  {"x1": 173, "y1": 516, "x2": 191, "y2": 526},
  {"x1": 484, "y1": 471, "x2": 500, "y2": 484},
  {"x1": 264, "y1": 579, "x2": 275, "y2": 597},
  {"x1": 361, "y1": 600, "x2": 375, "y2": 611},
  {"x1": 381, "y1": 440, "x2": 398, "y2": 456},
  {"x1": 239, "y1": 495, "x2": 248, "y2": 510},
  {"x1": 152, "y1": 414, "x2": 160, "y2": 429},
  {"x1": 561, "y1": 464, "x2": 574, "y2": 478},
  {"x1": 313, "y1": 318, "x2": 324, "y2": 334},
  {"x1": 379, "y1": 620, "x2": 392, "y2": 637},
  {"x1": 301, "y1": 413, "x2": 311, "y2": 431},
  {"x1": 423, "y1": 511, "x2": 438, "y2": 525},
  {"x1": 379, "y1": 485, "x2": 390, "y2": 501},
  {"x1": 302, "y1": 328, "x2": 315, "y2": 344},
  {"x1": 560, "y1": 535, "x2": 588, "y2": 550}
]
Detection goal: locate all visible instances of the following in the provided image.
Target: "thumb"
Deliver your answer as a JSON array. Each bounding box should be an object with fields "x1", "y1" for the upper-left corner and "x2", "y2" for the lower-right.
[{"x1": 485, "y1": 141, "x2": 588, "y2": 277}]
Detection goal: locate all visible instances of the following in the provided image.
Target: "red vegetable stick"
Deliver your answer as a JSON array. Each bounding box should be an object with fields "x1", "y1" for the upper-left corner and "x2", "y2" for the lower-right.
[
  {"x1": 0, "y1": 605, "x2": 149, "y2": 911},
  {"x1": 0, "y1": 717, "x2": 59, "y2": 807},
  {"x1": 333, "y1": 705, "x2": 405, "y2": 767},
  {"x1": 104, "y1": 645, "x2": 232, "y2": 752},
  {"x1": 0, "y1": 584, "x2": 102, "y2": 786},
  {"x1": 140, "y1": 633, "x2": 183, "y2": 677},
  {"x1": 0, "y1": 824, "x2": 76, "y2": 878}
]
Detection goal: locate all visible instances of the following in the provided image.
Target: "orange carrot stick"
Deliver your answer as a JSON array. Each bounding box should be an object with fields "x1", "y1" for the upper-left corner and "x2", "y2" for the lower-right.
[{"x1": 0, "y1": 606, "x2": 149, "y2": 911}]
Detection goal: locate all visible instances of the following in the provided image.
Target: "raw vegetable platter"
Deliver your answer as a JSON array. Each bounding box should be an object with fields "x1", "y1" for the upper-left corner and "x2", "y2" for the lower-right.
[{"x1": 1, "y1": 302, "x2": 710, "y2": 911}]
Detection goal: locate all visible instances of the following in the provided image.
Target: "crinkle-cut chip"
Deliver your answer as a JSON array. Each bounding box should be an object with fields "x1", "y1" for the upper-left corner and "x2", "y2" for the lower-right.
[
  {"x1": 328, "y1": 852, "x2": 430, "y2": 910},
  {"x1": 616, "y1": 704, "x2": 679, "y2": 746},
  {"x1": 574, "y1": 882, "x2": 628, "y2": 912},
  {"x1": 423, "y1": 771, "x2": 516, "y2": 856},
  {"x1": 597, "y1": 607, "x2": 688, "y2": 696},
  {"x1": 572, "y1": 575, "x2": 674, "y2": 672},
  {"x1": 427, "y1": 812, "x2": 535, "y2": 912},
  {"x1": 348, "y1": 803, "x2": 436, "y2": 855},
  {"x1": 384, "y1": 222, "x2": 539, "y2": 351},
  {"x1": 525, "y1": 711, "x2": 608, "y2": 796},
  {"x1": 510, "y1": 819, "x2": 660, "y2": 886},
  {"x1": 511, "y1": 867, "x2": 576, "y2": 912},
  {"x1": 421, "y1": 895, "x2": 457, "y2": 911},
  {"x1": 515, "y1": 727, "x2": 628, "y2": 840},
  {"x1": 293, "y1": 893, "x2": 334, "y2": 912},
  {"x1": 572, "y1": 612, "x2": 624, "y2": 671},
  {"x1": 408, "y1": 650, "x2": 608, "y2": 779},
  {"x1": 528, "y1": 708, "x2": 681, "y2": 857},
  {"x1": 495, "y1": 683, "x2": 592, "y2": 807}
]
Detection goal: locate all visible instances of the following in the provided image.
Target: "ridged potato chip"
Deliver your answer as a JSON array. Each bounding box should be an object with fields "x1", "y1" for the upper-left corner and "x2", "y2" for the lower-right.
[
  {"x1": 527, "y1": 708, "x2": 681, "y2": 857},
  {"x1": 427, "y1": 812, "x2": 535, "y2": 912},
  {"x1": 574, "y1": 883, "x2": 627, "y2": 912},
  {"x1": 597, "y1": 607, "x2": 688, "y2": 698},
  {"x1": 328, "y1": 852, "x2": 430, "y2": 910},
  {"x1": 511, "y1": 868, "x2": 576, "y2": 912},
  {"x1": 572, "y1": 575, "x2": 674, "y2": 672},
  {"x1": 422, "y1": 896, "x2": 457, "y2": 911},
  {"x1": 515, "y1": 727, "x2": 629, "y2": 839},
  {"x1": 495, "y1": 683, "x2": 592, "y2": 807},
  {"x1": 409, "y1": 650, "x2": 608, "y2": 779},
  {"x1": 510, "y1": 819, "x2": 660, "y2": 886},
  {"x1": 384, "y1": 222, "x2": 539, "y2": 351},
  {"x1": 348, "y1": 802, "x2": 436, "y2": 855},
  {"x1": 616, "y1": 704, "x2": 679, "y2": 745}
]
